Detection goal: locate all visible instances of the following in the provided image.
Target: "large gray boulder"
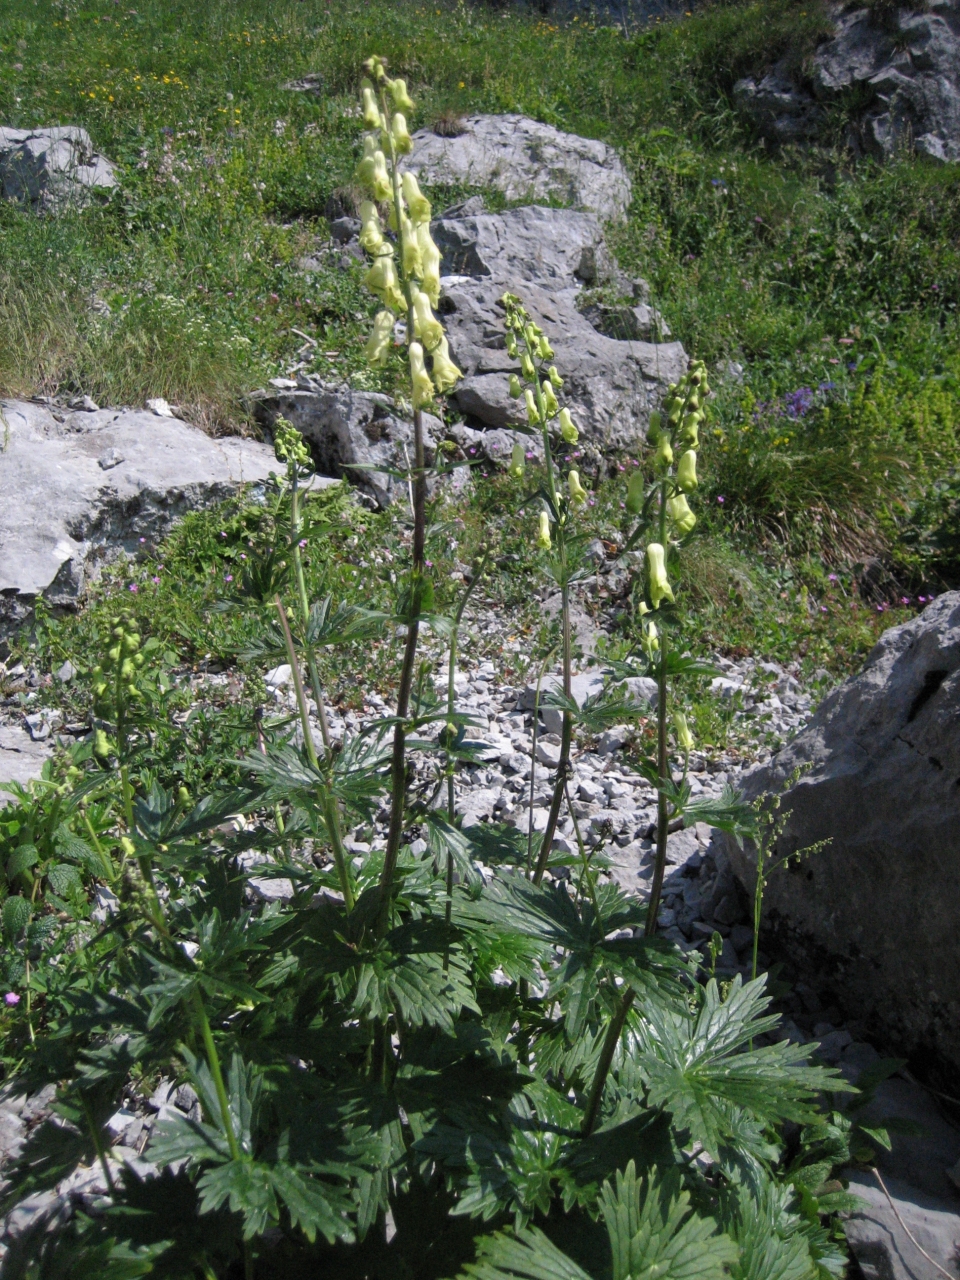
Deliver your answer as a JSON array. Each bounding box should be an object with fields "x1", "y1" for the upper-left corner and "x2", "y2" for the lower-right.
[
  {"x1": 404, "y1": 114, "x2": 632, "y2": 220},
  {"x1": 0, "y1": 126, "x2": 116, "y2": 210},
  {"x1": 842, "y1": 1171, "x2": 960, "y2": 1280},
  {"x1": 249, "y1": 376, "x2": 445, "y2": 509},
  {"x1": 726, "y1": 593, "x2": 960, "y2": 1077},
  {"x1": 434, "y1": 205, "x2": 687, "y2": 460},
  {"x1": 0, "y1": 400, "x2": 292, "y2": 637},
  {"x1": 734, "y1": 2, "x2": 960, "y2": 162}
]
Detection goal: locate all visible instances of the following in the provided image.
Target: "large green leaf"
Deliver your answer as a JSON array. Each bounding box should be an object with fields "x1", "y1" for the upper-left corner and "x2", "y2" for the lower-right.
[
  {"x1": 632, "y1": 977, "x2": 854, "y2": 1156},
  {"x1": 460, "y1": 1226, "x2": 592, "y2": 1280},
  {"x1": 600, "y1": 1162, "x2": 736, "y2": 1280}
]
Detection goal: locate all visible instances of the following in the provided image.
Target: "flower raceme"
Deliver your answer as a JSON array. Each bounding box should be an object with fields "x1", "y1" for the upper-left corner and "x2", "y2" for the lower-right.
[{"x1": 353, "y1": 61, "x2": 461, "y2": 407}]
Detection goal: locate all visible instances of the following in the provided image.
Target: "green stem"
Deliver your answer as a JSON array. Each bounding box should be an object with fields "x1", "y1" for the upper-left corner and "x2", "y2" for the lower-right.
[
  {"x1": 274, "y1": 597, "x2": 354, "y2": 909},
  {"x1": 533, "y1": 584, "x2": 572, "y2": 886},
  {"x1": 581, "y1": 988, "x2": 635, "y2": 1137},
  {"x1": 81, "y1": 1092, "x2": 116, "y2": 1196},
  {"x1": 644, "y1": 479, "x2": 671, "y2": 937},
  {"x1": 290, "y1": 466, "x2": 334, "y2": 753},
  {"x1": 190, "y1": 988, "x2": 241, "y2": 1163},
  {"x1": 526, "y1": 653, "x2": 553, "y2": 875}
]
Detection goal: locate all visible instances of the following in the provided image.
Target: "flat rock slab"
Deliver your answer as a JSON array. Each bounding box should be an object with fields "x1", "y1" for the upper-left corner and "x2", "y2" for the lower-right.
[
  {"x1": 0, "y1": 126, "x2": 116, "y2": 210},
  {"x1": 0, "y1": 400, "x2": 295, "y2": 636},
  {"x1": 433, "y1": 206, "x2": 686, "y2": 459},
  {"x1": 842, "y1": 1170, "x2": 960, "y2": 1280},
  {"x1": 405, "y1": 114, "x2": 632, "y2": 220},
  {"x1": 726, "y1": 592, "x2": 960, "y2": 1076},
  {"x1": 0, "y1": 724, "x2": 51, "y2": 796}
]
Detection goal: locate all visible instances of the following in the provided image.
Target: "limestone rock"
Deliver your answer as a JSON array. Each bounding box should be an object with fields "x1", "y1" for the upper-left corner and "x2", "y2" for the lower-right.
[
  {"x1": 734, "y1": 3, "x2": 960, "y2": 162},
  {"x1": 0, "y1": 724, "x2": 51, "y2": 798},
  {"x1": 0, "y1": 399, "x2": 287, "y2": 637},
  {"x1": 432, "y1": 206, "x2": 686, "y2": 460},
  {"x1": 725, "y1": 593, "x2": 960, "y2": 1075},
  {"x1": 404, "y1": 114, "x2": 632, "y2": 220},
  {"x1": 0, "y1": 126, "x2": 116, "y2": 211},
  {"x1": 842, "y1": 1170, "x2": 960, "y2": 1280},
  {"x1": 249, "y1": 376, "x2": 444, "y2": 509}
]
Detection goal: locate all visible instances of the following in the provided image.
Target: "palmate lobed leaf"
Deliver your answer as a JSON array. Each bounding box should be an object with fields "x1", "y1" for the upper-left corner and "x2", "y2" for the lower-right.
[
  {"x1": 631, "y1": 977, "x2": 855, "y2": 1156},
  {"x1": 460, "y1": 1227, "x2": 592, "y2": 1280}
]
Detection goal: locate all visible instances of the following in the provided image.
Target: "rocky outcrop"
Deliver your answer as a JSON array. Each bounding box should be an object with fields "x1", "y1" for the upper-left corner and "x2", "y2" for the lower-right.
[
  {"x1": 249, "y1": 376, "x2": 446, "y2": 508},
  {"x1": 734, "y1": 2, "x2": 960, "y2": 161},
  {"x1": 726, "y1": 593, "x2": 960, "y2": 1079},
  {"x1": 0, "y1": 126, "x2": 116, "y2": 210},
  {"x1": 404, "y1": 114, "x2": 632, "y2": 219},
  {"x1": 0, "y1": 400, "x2": 293, "y2": 637},
  {"x1": 435, "y1": 204, "x2": 687, "y2": 462},
  {"x1": 843, "y1": 1171, "x2": 960, "y2": 1280}
]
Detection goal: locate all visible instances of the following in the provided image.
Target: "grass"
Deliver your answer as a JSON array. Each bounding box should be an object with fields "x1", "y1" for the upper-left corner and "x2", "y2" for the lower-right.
[{"x1": 1, "y1": 0, "x2": 957, "y2": 679}]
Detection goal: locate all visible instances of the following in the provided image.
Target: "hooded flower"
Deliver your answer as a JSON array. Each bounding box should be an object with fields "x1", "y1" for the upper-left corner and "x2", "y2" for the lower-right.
[
  {"x1": 509, "y1": 373, "x2": 523, "y2": 399},
  {"x1": 520, "y1": 351, "x2": 536, "y2": 381},
  {"x1": 355, "y1": 134, "x2": 379, "y2": 187},
  {"x1": 647, "y1": 542, "x2": 674, "y2": 609},
  {"x1": 388, "y1": 77, "x2": 415, "y2": 112},
  {"x1": 558, "y1": 408, "x2": 578, "y2": 444},
  {"x1": 391, "y1": 112, "x2": 413, "y2": 155},
  {"x1": 409, "y1": 341, "x2": 434, "y2": 408},
  {"x1": 680, "y1": 413, "x2": 700, "y2": 448},
  {"x1": 362, "y1": 85, "x2": 381, "y2": 130},
  {"x1": 537, "y1": 510, "x2": 551, "y2": 550},
  {"x1": 430, "y1": 334, "x2": 462, "y2": 393},
  {"x1": 667, "y1": 493, "x2": 696, "y2": 534},
  {"x1": 364, "y1": 309, "x2": 395, "y2": 364},
  {"x1": 655, "y1": 434, "x2": 674, "y2": 468},
  {"x1": 641, "y1": 619, "x2": 659, "y2": 659},
  {"x1": 508, "y1": 442, "x2": 525, "y2": 478},
  {"x1": 538, "y1": 335, "x2": 554, "y2": 359},
  {"x1": 525, "y1": 389, "x2": 540, "y2": 426},
  {"x1": 364, "y1": 252, "x2": 405, "y2": 313},
  {"x1": 541, "y1": 380, "x2": 559, "y2": 419},
  {"x1": 676, "y1": 449, "x2": 698, "y2": 492},
  {"x1": 548, "y1": 365, "x2": 563, "y2": 389},
  {"x1": 400, "y1": 216, "x2": 423, "y2": 277},
  {"x1": 401, "y1": 171, "x2": 432, "y2": 223},
  {"x1": 370, "y1": 148, "x2": 392, "y2": 201},
  {"x1": 673, "y1": 710, "x2": 694, "y2": 752},
  {"x1": 359, "y1": 200, "x2": 384, "y2": 254},
  {"x1": 413, "y1": 290, "x2": 443, "y2": 351},
  {"x1": 568, "y1": 470, "x2": 587, "y2": 505},
  {"x1": 417, "y1": 222, "x2": 441, "y2": 305}
]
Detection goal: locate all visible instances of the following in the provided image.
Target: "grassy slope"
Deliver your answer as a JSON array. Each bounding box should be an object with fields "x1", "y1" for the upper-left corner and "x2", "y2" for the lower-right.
[{"x1": 2, "y1": 0, "x2": 958, "y2": 684}]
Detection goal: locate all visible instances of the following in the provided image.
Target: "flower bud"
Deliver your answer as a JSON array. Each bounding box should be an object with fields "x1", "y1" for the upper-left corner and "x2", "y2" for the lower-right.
[
  {"x1": 676, "y1": 449, "x2": 698, "y2": 492},
  {"x1": 413, "y1": 289, "x2": 443, "y2": 351},
  {"x1": 108, "y1": 644, "x2": 121, "y2": 663},
  {"x1": 520, "y1": 351, "x2": 536, "y2": 381},
  {"x1": 548, "y1": 365, "x2": 563, "y2": 389},
  {"x1": 362, "y1": 86, "x2": 381, "y2": 130},
  {"x1": 525, "y1": 389, "x2": 540, "y2": 426},
  {"x1": 646, "y1": 542, "x2": 675, "y2": 609},
  {"x1": 626, "y1": 469, "x2": 645, "y2": 514},
  {"x1": 430, "y1": 334, "x2": 462, "y2": 393},
  {"x1": 648, "y1": 409, "x2": 662, "y2": 438},
  {"x1": 558, "y1": 408, "x2": 578, "y2": 444},
  {"x1": 417, "y1": 222, "x2": 441, "y2": 305},
  {"x1": 391, "y1": 112, "x2": 413, "y2": 155},
  {"x1": 538, "y1": 335, "x2": 554, "y2": 359},
  {"x1": 508, "y1": 442, "x2": 525, "y2": 478},
  {"x1": 371, "y1": 148, "x2": 391, "y2": 202},
  {"x1": 120, "y1": 836, "x2": 136, "y2": 858},
  {"x1": 409, "y1": 342, "x2": 435, "y2": 407},
  {"x1": 655, "y1": 435, "x2": 673, "y2": 468},
  {"x1": 568, "y1": 470, "x2": 587, "y2": 505},
  {"x1": 640, "y1": 619, "x2": 659, "y2": 659},
  {"x1": 524, "y1": 322, "x2": 540, "y2": 346},
  {"x1": 364, "y1": 309, "x2": 395, "y2": 364},
  {"x1": 508, "y1": 373, "x2": 523, "y2": 399},
  {"x1": 388, "y1": 77, "x2": 415, "y2": 112},
  {"x1": 505, "y1": 332, "x2": 518, "y2": 358},
  {"x1": 673, "y1": 711, "x2": 694, "y2": 752},
  {"x1": 94, "y1": 729, "x2": 111, "y2": 758},
  {"x1": 178, "y1": 786, "x2": 191, "y2": 805},
  {"x1": 401, "y1": 171, "x2": 431, "y2": 223},
  {"x1": 537, "y1": 511, "x2": 552, "y2": 550},
  {"x1": 355, "y1": 134, "x2": 378, "y2": 187},
  {"x1": 358, "y1": 200, "x2": 384, "y2": 254},
  {"x1": 667, "y1": 493, "x2": 697, "y2": 534},
  {"x1": 541, "y1": 380, "x2": 559, "y2": 418},
  {"x1": 120, "y1": 658, "x2": 136, "y2": 680}
]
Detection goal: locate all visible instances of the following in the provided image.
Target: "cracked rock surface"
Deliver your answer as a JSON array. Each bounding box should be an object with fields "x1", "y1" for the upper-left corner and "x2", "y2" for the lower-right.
[
  {"x1": 0, "y1": 125, "x2": 116, "y2": 210},
  {"x1": 0, "y1": 399, "x2": 285, "y2": 637},
  {"x1": 726, "y1": 591, "x2": 960, "y2": 1077},
  {"x1": 404, "y1": 114, "x2": 632, "y2": 220}
]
